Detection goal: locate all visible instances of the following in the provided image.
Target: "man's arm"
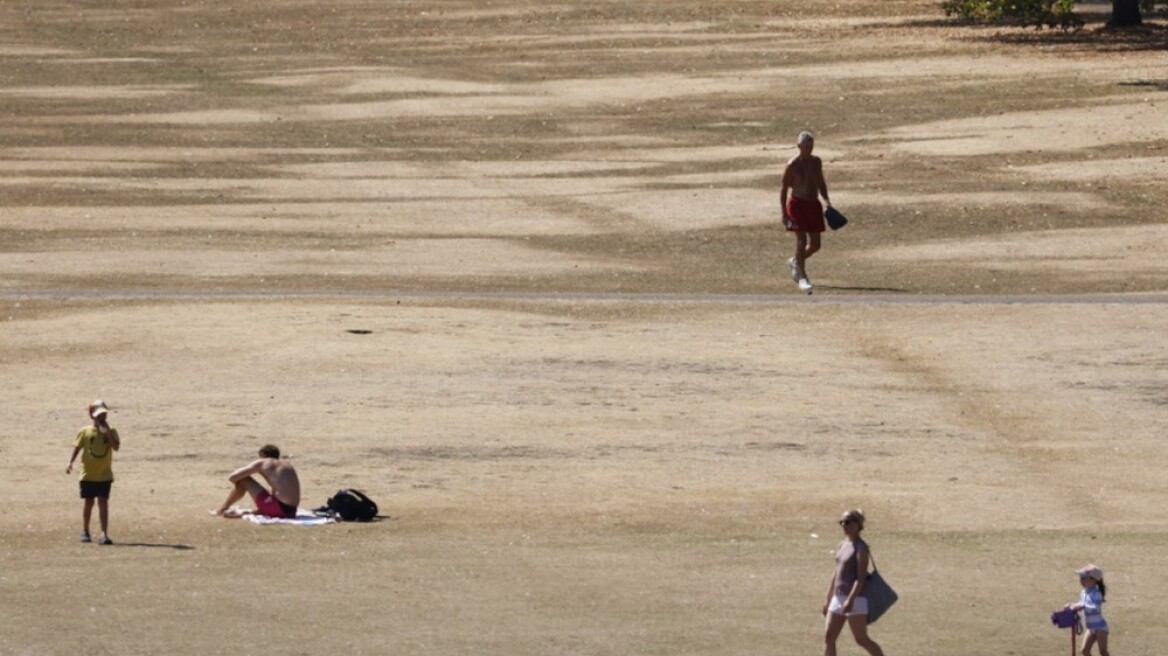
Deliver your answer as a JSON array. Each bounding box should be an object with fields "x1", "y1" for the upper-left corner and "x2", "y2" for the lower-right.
[
  {"x1": 228, "y1": 459, "x2": 263, "y2": 483},
  {"x1": 108, "y1": 430, "x2": 120, "y2": 452},
  {"x1": 815, "y1": 158, "x2": 830, "y2": 205},
  {"x1": 780, "y1": 163, "x2": 793, "y2": 220}
]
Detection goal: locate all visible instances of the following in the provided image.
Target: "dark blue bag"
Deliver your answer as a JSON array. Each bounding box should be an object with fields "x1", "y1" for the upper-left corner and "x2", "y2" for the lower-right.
[{"x1": 825, "y1": 206, "x2": 848, "y2": 231}]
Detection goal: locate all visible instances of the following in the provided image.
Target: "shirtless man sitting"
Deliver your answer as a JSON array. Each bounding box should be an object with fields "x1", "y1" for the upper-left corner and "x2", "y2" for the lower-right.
[{"x1": 211, "y1": 444, "x2": 301, "y2": 518}]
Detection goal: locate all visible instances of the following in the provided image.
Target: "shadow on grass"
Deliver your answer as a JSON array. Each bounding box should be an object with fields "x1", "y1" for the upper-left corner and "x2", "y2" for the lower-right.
[
  {"x1": 816, "y1": 285, "x2": 909, "y2": 293},
  {"x1": 878, "y1": 16, "x2": 1168, "y2": 53},
  {"x1": 984, "y1": 23, "x2": 1168, "y2": 52},
  {"x1": 113, "y1": 542, "x2": 196, "y2": 550}
]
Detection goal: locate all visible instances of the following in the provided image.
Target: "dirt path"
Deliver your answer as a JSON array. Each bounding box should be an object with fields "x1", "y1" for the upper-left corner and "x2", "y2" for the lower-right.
[{"x1": 4, "y1": 288, "x2": 1168, "y2": 305}]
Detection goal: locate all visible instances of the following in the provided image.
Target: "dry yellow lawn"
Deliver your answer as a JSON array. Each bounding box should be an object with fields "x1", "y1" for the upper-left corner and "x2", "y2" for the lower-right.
[{"x1": 1, "y1": 1, "x2": 1166, "y2": 654}]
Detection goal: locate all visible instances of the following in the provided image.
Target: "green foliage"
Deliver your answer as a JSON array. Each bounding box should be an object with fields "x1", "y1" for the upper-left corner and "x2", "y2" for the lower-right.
[
  {"x1": 944, "y1": 0, "x2": 1168, "y2": 27},
  {"x1": 1143, "y1": 0, "x2": 1168, "y2": 18},
  {"x1": 940, "y1": 0, "x2": 1081, "y2": 29}
]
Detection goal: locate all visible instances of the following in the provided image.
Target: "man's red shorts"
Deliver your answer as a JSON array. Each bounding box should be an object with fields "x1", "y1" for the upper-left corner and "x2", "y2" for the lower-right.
[
  {"x1": 255, "y1": 490, "x2": 297, "y2": 518},
  {"x1": 785, "y1": 196, "x2": 825, "y2": 233}
]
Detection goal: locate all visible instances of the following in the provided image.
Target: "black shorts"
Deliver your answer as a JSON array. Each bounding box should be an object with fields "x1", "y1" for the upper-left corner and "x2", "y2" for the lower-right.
[{"x1": 79, "y1": 481, "x2": 112, "y2": 499}]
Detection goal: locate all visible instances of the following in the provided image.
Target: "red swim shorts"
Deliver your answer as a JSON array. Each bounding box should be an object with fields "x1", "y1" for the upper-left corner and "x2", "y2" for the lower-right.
[
  {"x1": 255, "y1": 491, "x2": 297, "y2": 518},
  {"x1": 785, "y1": 196, "x2": 825, "y2": 233}
]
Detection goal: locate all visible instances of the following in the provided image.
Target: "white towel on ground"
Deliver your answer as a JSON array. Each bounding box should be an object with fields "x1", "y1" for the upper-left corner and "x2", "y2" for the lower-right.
[{"x1": 242, "y1": 509, "x2": 336, "y2": 526}]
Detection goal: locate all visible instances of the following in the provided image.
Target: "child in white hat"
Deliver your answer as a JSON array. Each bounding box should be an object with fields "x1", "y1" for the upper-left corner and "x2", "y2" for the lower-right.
[{"x1": 1066, "y1": 564, "x2": 1110, "y2": 656}]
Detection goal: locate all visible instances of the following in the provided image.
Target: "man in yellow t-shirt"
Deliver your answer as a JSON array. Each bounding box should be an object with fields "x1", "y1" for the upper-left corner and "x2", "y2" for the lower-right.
[{"x1": 66, "y1": 400, "x2": 121, "y2": 545}]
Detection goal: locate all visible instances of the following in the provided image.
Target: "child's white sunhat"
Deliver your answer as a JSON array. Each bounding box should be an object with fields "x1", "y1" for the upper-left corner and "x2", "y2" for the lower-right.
[{"x1": 1075, "y1": 564, "x2": 1103, "y2": 580}]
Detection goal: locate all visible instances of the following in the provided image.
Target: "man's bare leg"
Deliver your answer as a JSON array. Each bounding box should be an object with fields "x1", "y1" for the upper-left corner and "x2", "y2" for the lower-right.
[
  {"x1": 797, "y1": 232, "x2": 822, "y2": 279},
  {"x1": 212, "y1": 479, "x2": 250, "y2": 516},
  {"x1": 794, "y1": 232, "x2": 809, "y2": 278},
  {"x1": 212, "y1": 477, "x2": 267, "y2": 517},
  {"x1": 805, "y1": 232, "x2": 821, "y2": 271}
]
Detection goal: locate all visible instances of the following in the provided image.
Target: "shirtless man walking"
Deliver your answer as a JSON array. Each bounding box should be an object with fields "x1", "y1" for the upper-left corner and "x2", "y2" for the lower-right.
[
  {"x1": 780, "y1": 131, "x2": 832, "y2": 294},
  {"x1": 212, "y1": 444, "x2": 301, "y2": 518}
]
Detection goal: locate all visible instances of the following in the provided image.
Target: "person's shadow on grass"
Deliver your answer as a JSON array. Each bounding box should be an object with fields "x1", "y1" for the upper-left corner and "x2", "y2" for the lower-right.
[
  {"x1": 814, "y1": 284, "x2": 908, "y2": 293},
  {"x1": 113, "y1": 542, "x2": 195, "y2": 550}
]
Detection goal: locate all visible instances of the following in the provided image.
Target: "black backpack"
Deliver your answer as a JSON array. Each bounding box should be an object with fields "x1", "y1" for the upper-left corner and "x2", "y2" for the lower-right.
[{"x1": 322, "y1": 488, "x2": 379, "y2": 522}]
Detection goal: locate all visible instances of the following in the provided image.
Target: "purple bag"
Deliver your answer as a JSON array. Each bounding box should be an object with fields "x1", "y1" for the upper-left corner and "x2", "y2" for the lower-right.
[{"x1": 1051, "y1": 608, "x2": 1078, "y2": 629}]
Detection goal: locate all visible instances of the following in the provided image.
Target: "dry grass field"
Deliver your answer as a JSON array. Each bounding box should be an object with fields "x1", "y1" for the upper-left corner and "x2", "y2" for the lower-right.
[{"x1": 1, "y1": 1, "x2": 1166, "y2": 654}]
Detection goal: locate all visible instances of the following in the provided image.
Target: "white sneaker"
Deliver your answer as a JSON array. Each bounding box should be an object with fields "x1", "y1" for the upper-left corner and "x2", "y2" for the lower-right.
[
  {"x1": 798, "y1": 278, "x2": 813, "y2": 294},
  {"x1": 787, "y1": 257, "x2": 801, "y2": 282}
]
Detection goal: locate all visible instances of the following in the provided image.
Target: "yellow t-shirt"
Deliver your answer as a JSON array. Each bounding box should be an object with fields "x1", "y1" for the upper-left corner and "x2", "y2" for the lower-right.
[{"x1": 74, "y1": 426, "x2": 118, "y2": 482}]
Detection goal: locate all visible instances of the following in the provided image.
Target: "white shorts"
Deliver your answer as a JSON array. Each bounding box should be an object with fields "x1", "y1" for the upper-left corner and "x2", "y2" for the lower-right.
[{"x1": 828, "y1": 593, "x2": 869, "y2": 617}]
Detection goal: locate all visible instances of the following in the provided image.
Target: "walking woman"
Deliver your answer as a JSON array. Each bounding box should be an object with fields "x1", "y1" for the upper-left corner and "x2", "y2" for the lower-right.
[{"x1": 822, "y1": 509, "x2": 885, "y2": 656}]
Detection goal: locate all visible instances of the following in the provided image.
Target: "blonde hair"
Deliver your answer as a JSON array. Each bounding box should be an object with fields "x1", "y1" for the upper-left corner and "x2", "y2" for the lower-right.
[{"x1": 844, "y1": 509, "x2": 865, "y2": 529}]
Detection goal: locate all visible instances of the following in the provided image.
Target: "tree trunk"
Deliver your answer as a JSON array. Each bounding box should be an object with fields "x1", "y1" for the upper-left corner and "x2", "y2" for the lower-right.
[{"x1": 1110, "y1": 0, "x2": 1143, "y2": 27}]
